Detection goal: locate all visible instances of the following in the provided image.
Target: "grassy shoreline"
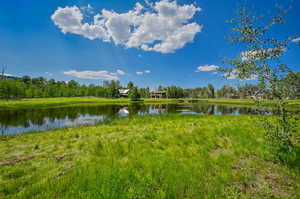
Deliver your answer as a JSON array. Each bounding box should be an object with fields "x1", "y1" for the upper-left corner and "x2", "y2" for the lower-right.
[
  {"x1": 1, "y1": 114, "x2": 299, "y2": 198},
  {"x1": 0, "y1": 97, "x2": 177, "y2": 109},
  {"x1": 0, "y1": 97, "x2": 299, "y2": 109}
]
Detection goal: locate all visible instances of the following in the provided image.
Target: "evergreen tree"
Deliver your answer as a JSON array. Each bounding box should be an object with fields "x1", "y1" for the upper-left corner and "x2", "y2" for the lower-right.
[
  {"x1": 129, "y1": 87, "x2": 141, "y2": 101},
  {"x1": 207, "y1": 84, "x2": 215, "y2": 98},
  {"x1": 127, "y1": 81, "x2": 134, "y2": 89}
]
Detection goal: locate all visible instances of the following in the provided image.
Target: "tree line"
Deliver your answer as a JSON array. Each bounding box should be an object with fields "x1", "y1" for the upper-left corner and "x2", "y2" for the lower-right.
[
  {"x1": 0, "y1": 76, "x2": 150, "y2": 100},
  {"x1": 0, "y1": 73, "x2": 299, "y2": 100}
]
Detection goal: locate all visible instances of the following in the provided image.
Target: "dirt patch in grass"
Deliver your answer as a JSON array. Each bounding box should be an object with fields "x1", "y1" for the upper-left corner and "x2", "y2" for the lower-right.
[
  {"x1": 0, "y1": 155, "x2": 36, "y2": 166},
  {"x1": 230, "y1": 156, "x2": 295, "y2": 198},
  {"x1": 253, "y1": 171, "x2": 293, "y2": 197}
]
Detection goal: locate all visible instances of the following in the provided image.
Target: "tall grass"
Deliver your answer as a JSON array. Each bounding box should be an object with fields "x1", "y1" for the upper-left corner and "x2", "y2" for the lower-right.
[{"x1": 1, "y1": 114, "x2": 299, "y2": 198}]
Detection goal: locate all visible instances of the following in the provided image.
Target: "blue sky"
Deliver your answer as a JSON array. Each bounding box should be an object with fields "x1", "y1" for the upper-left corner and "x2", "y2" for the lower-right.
[{"x1": 0, "y1": 0, "x2": 299, "y2": 89}]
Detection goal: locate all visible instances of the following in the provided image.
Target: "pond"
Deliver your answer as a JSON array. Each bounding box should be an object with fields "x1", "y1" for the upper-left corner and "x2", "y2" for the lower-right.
[{"x1": 0, "y1": 103, "x2": 270, "y2": 135}]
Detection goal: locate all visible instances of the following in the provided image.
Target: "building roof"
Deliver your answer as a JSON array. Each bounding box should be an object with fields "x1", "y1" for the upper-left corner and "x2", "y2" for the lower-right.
[{"x1": 119, "y1": 89, "x2": 130, "y2": 94}]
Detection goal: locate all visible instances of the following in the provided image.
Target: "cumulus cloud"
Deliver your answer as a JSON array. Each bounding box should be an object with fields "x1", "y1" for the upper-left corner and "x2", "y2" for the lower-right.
[
  {"x1": 196, "y1": 65, "x2": 220, "y2": 72},
  {"x1": 136, "y1": 71, "x2": 144, "y2": 75},
  {"x1": 116, "y1": 69, "x2": 125, "y2": 75},
  {"x1": 110, "y1": 69, "x2": 126, "y2": 76},
  {"x1": 45, "y1": 72, "x2": 53, "y2": 76},
  {"x1": 51, "y1": 0, "x2": 202, "y2": 53},
  {"x1": 196, "y1": 65, "x2": 257, "y2": 81},
  {"x1": 136, "y1": 70, "x2": 151, "y2": 75},
  {"x1": 225, "y1": 70, "x2": 238, "y2": 80},
  {"x1": 292, "y1": 37, "x2": 300, "y2": 43},
  {"x1": 64, "y1": 70, "x2": 120, "y2": 80}
]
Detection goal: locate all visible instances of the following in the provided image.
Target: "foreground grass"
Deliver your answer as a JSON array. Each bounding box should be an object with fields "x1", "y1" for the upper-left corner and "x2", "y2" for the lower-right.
[
  {"x1": 0, "y1": 97, "x2": 299, "y2": 110},
  {"x1": 0, "y1": 114, "x2": 299, "y2": 198}
]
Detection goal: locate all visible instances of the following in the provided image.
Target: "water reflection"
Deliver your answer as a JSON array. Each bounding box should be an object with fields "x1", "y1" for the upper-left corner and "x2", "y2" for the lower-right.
[{"x1": 0, "y1": 104, "x2": 270, "y2": 135}]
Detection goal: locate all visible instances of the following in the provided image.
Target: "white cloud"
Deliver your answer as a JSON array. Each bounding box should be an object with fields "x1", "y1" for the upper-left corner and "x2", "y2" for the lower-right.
[
  {"x1": 110, "y1": 69, "x2": 126, "y2": 76},
  {"x1": 51, "y1": 6, "x2": 110, "y2": 41},
  {"x1": 136, "y1": 71, "x2": 144, "y2": 75},
  {"x1": 64, "y1": 70, "x2": 119, "y2": 80},
  {"x1": 196, "y1": 65, "x2": 220, "y2": 72},
  {"x1": 200, "y1": 67, "x2": 257, "y2": 81},
  {"x1": 116, "y1": 69, "x2": 125, "y2": 75},
  {"x1": 52, "y1": 0, "x2": 202, "y2": 53},
  {"x1": 136, "y1": 70, "x2": 151, "y2": 75},
  {"x1": 225, "y1": 71, "x2": 237, "y2": 80},
  {"x1": 292, "y1": 37, "x2": 300, "y2": 43},
  {"x1": 45, "y1": 72, "x2": 53, "y2": 76}
]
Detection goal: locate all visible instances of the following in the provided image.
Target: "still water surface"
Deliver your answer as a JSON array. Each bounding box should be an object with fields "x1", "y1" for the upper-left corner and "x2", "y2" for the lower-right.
[{"x1": 0, "y1": 104, "x2": 270, "y2": 135}]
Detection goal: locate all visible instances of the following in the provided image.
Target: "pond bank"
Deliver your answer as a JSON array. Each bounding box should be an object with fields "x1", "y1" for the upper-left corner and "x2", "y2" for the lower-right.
[{"x1": 0, "y1": 97, "x2": 299, "y2": 110}]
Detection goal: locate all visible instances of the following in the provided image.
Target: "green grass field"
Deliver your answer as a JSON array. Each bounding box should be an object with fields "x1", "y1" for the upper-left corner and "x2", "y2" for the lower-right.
[
  {"x1": 0, "y1": 97, "x2": 178, "y2": 109},
  {"x1": 1, "y1": 114, "x2": 299, "y2": 199},
  {"x1": 0, "y1": 97, "x2": 299, "y2": 109}
]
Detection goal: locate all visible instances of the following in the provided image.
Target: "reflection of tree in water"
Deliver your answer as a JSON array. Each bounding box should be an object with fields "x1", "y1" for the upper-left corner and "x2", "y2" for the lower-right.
[
  {"x1": 189, "y1": 104, "x2": 215, "y2": 114},
  {"x1": 128, "y1": 104, "x2": 149, "y2": 116},
  {"x1": 149, "y1": 104, "x2": 169, "y2": 114},
  {"x1": 0, "y1": 105, "x2": 123, "y2": 128},
  {"x1": 181, "y1": 104, "x2": 272, "y2": 115},
  {"x1": 214, "y1": 106, "x2": 253, "y2": 115},
  {"x1": 217, "y1": 106, "x2": 239, "y2": 115},
  {"x1": 208, "y1": 105, "x2": 215, "y2": 115},
  {"x1": 165, "y1": 104, "x2": 178, "y2": 113},
  {"x1": 0, "y1": 124, "x2": 7, "y2": 136},
  {"x1": 0, "y1": 104, "x2": 274, "y2": 133},
  {"x1": 217, "y1": 106, "x2": 271, "y2": 115}
]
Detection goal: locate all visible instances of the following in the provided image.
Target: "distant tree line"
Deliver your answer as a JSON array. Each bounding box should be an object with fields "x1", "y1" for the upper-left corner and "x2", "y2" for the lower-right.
[
  {"x1": 157, "y1": 73, "x2": 300, "y2": 99},
  {"x1": 0, "y1": 76, "x2": 151, "y2": 100},
  {"x1": 0, "y1": 73, "x2": 299, "y2": 100}
]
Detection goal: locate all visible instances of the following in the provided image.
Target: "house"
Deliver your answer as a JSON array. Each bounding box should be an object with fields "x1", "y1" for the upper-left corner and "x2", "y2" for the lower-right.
[
  {"x1": 119, "y1": 89, "x2": 130, "y2": 97},
  {"x1": 150, "y1": 91, "x2": 167, "y2": 99}
]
